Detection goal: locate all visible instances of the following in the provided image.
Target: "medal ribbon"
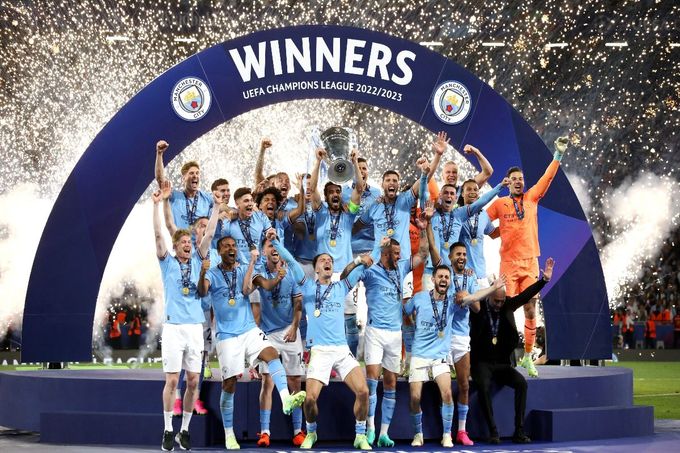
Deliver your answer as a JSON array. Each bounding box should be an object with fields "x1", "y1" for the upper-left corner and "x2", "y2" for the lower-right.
[
  {"x1": 304, "y1": 203, "x2": 316, "y2": 236},
  {"x1": 261, "y1": 218, "x2": 276, "y2": 244},
  {"x1": 237, "y1": 217, "x2": 256, "y2": 249},
  {"x1": 453, "y1": 272, "x2": 469, "y2": 293},
  {"x1": 219, "y1": 264, "x2": 237, "y2": 302},
  {"x1": 378, "y1": 263, "x2": 402, "y2": 300},
  {"x1": 329, "y1": 211, "x2": 341, "y2": 241},
  {"x1": 439, "y1": 210, "x2": 455, "y2": 244},
  {"x1": 176, "y1": 257, "x2": 192, "y2": 291},
  {"x1": 184, "y1": 192, "x2": 199, "y2": 225},
  {"x1": 360, "y1": 184, "x2": 372, "y2": 201},
  {"x1": 384, "y1": 201, "x2": 396, "y2": 232},
  {"x1": 429, "y1": 290, "x2": 449, "y2": 333},
  {"x1": 467, "y1": 213, "x2": 479, "y2": 240},
  {"x1": 315, "y1": 281, "x2": 335, "y2": 315},
  {"x1": 216, "y1": 218, "x2": 223, "y2": 240},
  {"x1": 486, "y1": 300, "x2": 500, "y2": 341},
  {"x1": 512, "y1": 195, "x2": 525, "y2": 221}
]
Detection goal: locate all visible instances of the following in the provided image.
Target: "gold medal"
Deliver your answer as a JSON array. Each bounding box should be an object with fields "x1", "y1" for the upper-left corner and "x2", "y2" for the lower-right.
[
  {"x1": 438, "y1": 331, "x2": 444, "y2": 338},
  {"x1": 472, "y1": 238, "x2": 478, "y2": 246},
  {"x1": 330, "y1": 239, "x2": 336, "y2": 247},
  {"x1": 309, "y1": 234, "x2": 316, "y2": 241},
  {"x1": 443, "y1": 242, "x2": 449, "y2": 250},
  {"x1": 492, "y1": 336, "x2": 497, "y2": 345},
  {"x1": 387, "y1": 228, "x2": 394, "y2": 236},
  {"x1": 229, "y1": 298, "x2": 236, "y2": 306},
  {"x1": 314, "y1": 309, "x2": 321, "y2": 317},
  {"x1": 182, "y1": 287, "x2": 189, "y2": 296}
]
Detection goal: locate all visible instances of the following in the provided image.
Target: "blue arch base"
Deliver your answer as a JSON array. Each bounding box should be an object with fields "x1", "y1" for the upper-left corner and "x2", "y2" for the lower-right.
[
  {"x1": 22, "y1": 25, "x2": 610, "y2": 362},
  {"x1": 0, "y1": 367, "x2": 653, "y2": 445}
]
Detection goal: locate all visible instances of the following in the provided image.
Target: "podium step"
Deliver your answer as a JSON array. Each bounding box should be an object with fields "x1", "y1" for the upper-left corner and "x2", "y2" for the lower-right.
[
  {"x1": 529, "y1": 405, "x2": 654, "y2": 441},
  {"x1": 40, "y1": 411, "x2": 220, "y2": 446}
]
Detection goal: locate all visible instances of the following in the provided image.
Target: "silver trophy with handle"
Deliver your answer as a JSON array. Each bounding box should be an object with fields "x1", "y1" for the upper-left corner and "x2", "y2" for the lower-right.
[{"x1": 318, "y1": 126, "x2": 356, "y2": 184}]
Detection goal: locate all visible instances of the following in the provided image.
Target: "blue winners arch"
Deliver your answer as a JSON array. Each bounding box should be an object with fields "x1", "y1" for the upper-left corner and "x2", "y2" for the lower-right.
[{"x1": 22, "y1": 26, "x2": 610, "y2": 362}]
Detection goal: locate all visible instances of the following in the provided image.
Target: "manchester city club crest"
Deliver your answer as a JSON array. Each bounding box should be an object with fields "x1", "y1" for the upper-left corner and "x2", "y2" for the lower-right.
[
  {"x1": 431, "y1": 80, "x2": 472, "y2": 125},
  {"x1": 171, "y1": 76, "x2": 212, "y2": 121}
]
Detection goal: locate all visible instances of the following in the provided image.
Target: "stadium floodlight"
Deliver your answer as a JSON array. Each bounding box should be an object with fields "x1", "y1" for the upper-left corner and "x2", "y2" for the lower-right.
[
  {"x1": 545, "y1": 42, "x2": 568, "y2": 49},
  {"x1": 174, "y1": 37, "x2": 198, "y2": 43},
  {"x1": 419, "y1": 41, "x2": 444, "y2": 47},
  {"x1": 481, "y1": 42, "x2": 505, "y2": 47},
  {"x1": 605, "y1": 42, "x2": 628, "y2": 47}
]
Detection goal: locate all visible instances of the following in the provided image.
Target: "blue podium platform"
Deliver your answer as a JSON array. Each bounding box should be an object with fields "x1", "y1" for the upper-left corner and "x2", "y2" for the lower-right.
[{"x1": 0, "y1": 366, "x2": 653, "y2": 447}]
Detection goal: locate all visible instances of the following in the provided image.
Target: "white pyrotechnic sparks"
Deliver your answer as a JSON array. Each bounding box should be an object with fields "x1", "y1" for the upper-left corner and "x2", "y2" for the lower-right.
[
  {"x1": 0, "y1": 1, "x2": 678, "y2": 345},
  {"x1": 600, "y1": 173, "x2": 680, "y2": 302}
]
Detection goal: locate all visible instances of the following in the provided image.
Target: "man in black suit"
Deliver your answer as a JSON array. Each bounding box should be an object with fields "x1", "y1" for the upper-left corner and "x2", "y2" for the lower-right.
[{"x1": 469, "y1": 258, "x2": 554, "y2": 444}]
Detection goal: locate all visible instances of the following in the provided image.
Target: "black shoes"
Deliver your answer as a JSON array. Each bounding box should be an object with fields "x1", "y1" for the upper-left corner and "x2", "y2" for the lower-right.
[
  {"x1": 512, "y1": 429, "x2": 531, "y2": 443},
  {"x1": 488, "y1": 429, "x2": 501, "y2": 444},
  {"x1": 487, "y1": 428, "x2": 530, "y2": 444},
  {"x1": 162, "y1": 430, "x2": 175, "y2": 451},
  {"x1": 175, "y1": 430, "x2": 191, "y2": 450}
]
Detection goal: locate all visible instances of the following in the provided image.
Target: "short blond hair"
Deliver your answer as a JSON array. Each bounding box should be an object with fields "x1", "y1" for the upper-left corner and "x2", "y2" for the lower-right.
[
  {"x1": 181, "y1": 161, "x2": 200, "y2": 176},
  {"x1": 172, "y1": 229, "x2": 192, "y2": 245}
]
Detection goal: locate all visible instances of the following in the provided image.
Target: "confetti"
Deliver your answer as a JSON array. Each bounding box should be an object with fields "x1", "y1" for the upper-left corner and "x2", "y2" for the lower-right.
[{"x1": 0, "y1": 2, "x2": 678, "y2": 347}]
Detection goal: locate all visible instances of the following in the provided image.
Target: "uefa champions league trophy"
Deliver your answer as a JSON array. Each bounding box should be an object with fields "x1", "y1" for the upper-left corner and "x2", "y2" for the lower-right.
[{"x1": 316, "y1": 126, "x2": 356, "y2": 184}]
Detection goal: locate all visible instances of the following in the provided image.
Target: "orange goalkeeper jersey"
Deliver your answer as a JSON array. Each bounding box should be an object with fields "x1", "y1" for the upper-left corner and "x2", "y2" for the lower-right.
[{"x1": 486, "y1": 160, "x2": 560, "y2": 262}]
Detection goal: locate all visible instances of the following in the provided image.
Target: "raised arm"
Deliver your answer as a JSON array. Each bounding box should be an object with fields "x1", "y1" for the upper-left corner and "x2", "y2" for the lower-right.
[
  {"x1": 411, "y1": 158, "x2": 431, "y2": 196},
  {"x1": 410, "y1": 131, "x2": 448, "y2": 196},
  {"x1": 254, "y1": 138, "x2": 272, "y2": 186},
  {"x1": 197, "y1": 256, "x2": 211, "y2": 297},
  {"x1": 242, "y1": 249, "x2": 260, "y2": 296},
  {"x1": 154, "y1": 140, "x2": 168, "y2": 185},
  {"x1": 341, "y1": 254, "x2": 373, "y2": 287},
  {"x1": 423, "y1": 201, "x2": 441, "y2": 265},
  {"x1": 427, "y1": 131, "x2": 448, "y2": 180},
  {"x1": 369, "y1": 236, "x2": 390, "y2": 264},
  {"x1": 152, "y1": 190, "x2": 168, "y2": 259},
  {"x1": 159, "y1": 179, "x2": 177, "y2": 236},
  {"x1": 253, "y1": 264, "x2": 287, "y2": 291},
  {"x1": 464, "y1": 145, "x2": 494, "y2": 187},
  {"x1": 268, "y1": 229, "x2": 305, "y2": 284},
  {"x1": 198, "y1": 192, "x2": 223, "y2": 259},
  {"x1": 412, "y1": 208, "x2": 431, "y2": 269},
  {"x1": 426, "y1": 222, "x2": 441, "y2": 266},
  {"x1": 349, "y1": 149, "x2": 364, "y2": 207},
  {"x1": 529, "y1": 137, "x2": 569, "y2": 201},
  {"x1": 339, "y1": 254, "x2": 369, "y2": 281},
  {"x1": 458, "y1": 274, "x2": 507, "y2": 307},
  {"x1": 464, "y1": 178, "x2": 510, "y2": 218},
  {"x1": 418, "y1": 168, "x2": 430, "y2": 208},
  {"x1": 308, "y1": 148, "x2": 325, "y2": 208},
  {"x1": 506, "y1": 258, "x2": 554, "y2": 311},
  {"x1": 287, "y1": 173, "x2": 307, "y2": 223}
]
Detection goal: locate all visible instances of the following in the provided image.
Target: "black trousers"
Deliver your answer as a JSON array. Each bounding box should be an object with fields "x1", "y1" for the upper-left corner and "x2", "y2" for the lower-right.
[
  {"x1": 624, "y1": 331, "x2": 635, "y2": 349},
  {"x1": 471, "y1": 361, "x2": 527, "y2": 435},
  {"x1": 645, "y1": 336, "x2": 656, "y2": 349}
]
